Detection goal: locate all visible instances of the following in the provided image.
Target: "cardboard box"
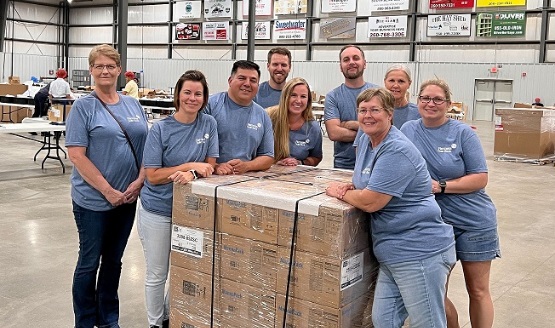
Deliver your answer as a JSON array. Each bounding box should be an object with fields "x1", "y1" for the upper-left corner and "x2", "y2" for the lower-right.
[
  {"x1": 275, "y1": 294, "x2": 371, "y2": 328},
  {"x1": 219, "y1": 278, "x2": 275, "y2": 328},
  {"x1": 170, "y1": 226, "x2": 220, "y2": 275},
  {"x1": 8, "y1": 76, "x2": 20, "y2": 84},
  {"x1": 276, "y1": 247, "x2": 376, "y2": 308},
  {"x1": 270, "y1": 168, "x2": 353, "y2": 192},
  {"x1": 1, "y1": 105, "x2": 32, "y2": 123},
  {"x1": 494, "y1": 108, "x2": 555, "y2": 159},
  {"x1": 172, "y1": 175, "x2": 254, "y2": 230},
  {"x1": 169, "y1": 265, "x2": 220, "y2": 326},
  {"x1": 217, "y1": 180, "x2": 321, "y2": 244},
  {"x1": 220, "y1": 234, "x2": 278, "y2": 289},
  {"x1": 169, "y1": 306, "x2": 218, "y2": 328},
  {"x1": 48, "y1": 103, "x2": 72, "y2": 122},
  {"x1": 0, "y1": 83, "x2": 28, "y2": 96}
]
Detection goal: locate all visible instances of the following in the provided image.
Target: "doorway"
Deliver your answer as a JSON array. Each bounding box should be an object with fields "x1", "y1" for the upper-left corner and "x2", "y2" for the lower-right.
[{"x1": 473, "y1": 79, "x2": 513, "y2": 121}]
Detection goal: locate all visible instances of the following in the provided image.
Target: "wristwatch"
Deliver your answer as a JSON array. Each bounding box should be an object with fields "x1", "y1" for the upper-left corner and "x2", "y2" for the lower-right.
[
  {"x1": 438, "y1": 180, "x2": 447, "y2": 194},
  {"x1": 188, "y1": 169, "x2": 198, "y2": 180}
]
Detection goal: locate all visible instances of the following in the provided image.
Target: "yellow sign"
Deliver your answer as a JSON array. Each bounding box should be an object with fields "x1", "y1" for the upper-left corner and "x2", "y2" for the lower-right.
[{"x1": 477, "y1": 0, "x2": 526, "y2": 6}]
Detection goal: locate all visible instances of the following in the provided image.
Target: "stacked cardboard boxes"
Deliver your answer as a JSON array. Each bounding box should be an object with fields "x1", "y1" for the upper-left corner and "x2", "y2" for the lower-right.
[{"x1": 170, "y1": 167, "x2": 378, "y2": 328}]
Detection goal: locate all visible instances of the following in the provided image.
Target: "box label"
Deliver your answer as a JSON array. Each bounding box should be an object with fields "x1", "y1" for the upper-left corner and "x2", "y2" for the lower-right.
[
  {"x1": 171, "y1": 225, "x2": 204, "y2": 258},
  {"x1": 494, "y1": 115, "x2": 503, "y2": 131},
  {"x1": 340, "y1": 252, "x2": 364, "y2": 290}
]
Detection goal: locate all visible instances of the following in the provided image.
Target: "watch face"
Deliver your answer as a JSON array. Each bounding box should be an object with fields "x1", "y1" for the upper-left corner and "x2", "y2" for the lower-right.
[{"x1": 439, "y1": 181, "x2": 446, "y2": 187}]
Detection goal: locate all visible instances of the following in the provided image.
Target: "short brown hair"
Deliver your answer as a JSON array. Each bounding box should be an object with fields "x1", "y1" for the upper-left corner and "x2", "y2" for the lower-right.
[
  {"x1": 267, "y1": 47, "x2": 292, "y2": 65},
  {"x1": 418, "y1": 79, "x2": 452, "y2": 103},
  {"x1": 88, "y1": 44, "x2": 121, "y2": 67},
  {"x1": 173, "y1": 70, "x2": 209, "y2": 111},
  {"x1": 339, "y1": 44, "x2": 365, "y2": 61},
  {"x1": 356, "y1": 88, "x2": 395, "y2": 116}
]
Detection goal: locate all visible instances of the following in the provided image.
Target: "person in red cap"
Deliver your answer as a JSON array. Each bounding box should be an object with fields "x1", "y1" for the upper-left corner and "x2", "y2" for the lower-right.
[
  {"x1": 122, "y1": 70, "x2": 139, "y2": 99},
  {"x1": 532, "y1": 97, "x2": 543, "y2": 107},
  {"x1": 49, "y1": 68, "x2": 72, "y2": 101}
]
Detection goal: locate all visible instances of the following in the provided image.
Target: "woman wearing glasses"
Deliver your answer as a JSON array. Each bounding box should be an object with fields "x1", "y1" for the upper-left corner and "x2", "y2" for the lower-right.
[
  {"x1": 267, "y1": 77, "x2": 323, "y2": 167},
  {"x1": 326, "y1": 88, "x2": 455, "y2": 328},
  {"x1": 138, "y1": 70, "x2": 218, "y2": 328},
  {"x1": 401, "y1": 79, "x2": 499, "y2": 328},
  {"x1": 66, "y1": 44, "x2": 148, "y2": 328},
  {"x1": 384, "y1": 64, "x2": 420, "y2": 129}
]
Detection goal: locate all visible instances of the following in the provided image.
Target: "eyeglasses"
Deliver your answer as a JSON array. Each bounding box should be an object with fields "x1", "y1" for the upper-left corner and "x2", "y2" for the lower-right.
[
  {"x1": 418, "y1": 96, "x2": 447, "y2": 105},
  {"x1": 91, "y1": 64, "x2": 118, "y2": 71},
  {"x1": 358, "y1": 107, "x2": 384, "y2": 115}
]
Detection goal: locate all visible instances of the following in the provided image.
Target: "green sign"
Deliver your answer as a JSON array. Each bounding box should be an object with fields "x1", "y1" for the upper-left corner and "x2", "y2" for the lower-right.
[{"x1": 476, "y1": 12, "x2": 526, "y2": 37}]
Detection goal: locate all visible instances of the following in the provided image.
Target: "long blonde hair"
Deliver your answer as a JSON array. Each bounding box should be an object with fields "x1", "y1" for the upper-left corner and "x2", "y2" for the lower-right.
[{"x1": 268, "y1": 77, "x2": 314, "y2": 161}]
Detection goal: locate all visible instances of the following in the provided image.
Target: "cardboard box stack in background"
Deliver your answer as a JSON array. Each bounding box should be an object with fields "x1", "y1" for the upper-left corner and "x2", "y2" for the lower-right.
[
  {"x1": 494, "y1": 108, "x2": 555, "y2": 159},
  {"x1": 48, "y1": 103, "x2": 72, "y2": 122},
  {"x1": 170, "y1": 167, "x2": 378, "y2": 328}
]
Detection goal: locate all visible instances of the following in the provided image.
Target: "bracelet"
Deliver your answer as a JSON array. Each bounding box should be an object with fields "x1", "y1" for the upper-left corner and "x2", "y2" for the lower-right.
[{"x1": 188, "y1": 169, "x2": 198, "y2": 180}]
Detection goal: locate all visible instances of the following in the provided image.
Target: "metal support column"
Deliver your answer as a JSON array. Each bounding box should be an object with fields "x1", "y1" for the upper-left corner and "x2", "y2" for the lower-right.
[
  {"x1": 117, "y1": 0, "x2": 129, "y2": 90},
  {"x1": 168, "y1": 0, "x2": 173, "y2": 59},
  {"x1": 0, "y1": 0, "x2": 9, "y2": 52},
  {"x1": 409, "y1": 0, "x2": 418, "y2": 62},
  {"x1": 246, "y1": 0, "x2": 256, "y2": 61},
  {"x1": 305, "y1": 0, "x2": 314, "y2": 60},
  {"x1": 539, "y1": 0, "x2": 550, "y2": 63}
]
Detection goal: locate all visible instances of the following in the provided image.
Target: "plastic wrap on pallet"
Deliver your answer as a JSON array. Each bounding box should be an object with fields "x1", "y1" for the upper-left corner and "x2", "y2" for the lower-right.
[{"x1": 494, "y1": 108, "x2": 555, "y2": 160}]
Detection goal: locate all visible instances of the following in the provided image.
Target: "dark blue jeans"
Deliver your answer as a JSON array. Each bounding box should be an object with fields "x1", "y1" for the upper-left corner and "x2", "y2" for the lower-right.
[{"x1": 72, "y1": 201, "x2": 136, "y2": 328}]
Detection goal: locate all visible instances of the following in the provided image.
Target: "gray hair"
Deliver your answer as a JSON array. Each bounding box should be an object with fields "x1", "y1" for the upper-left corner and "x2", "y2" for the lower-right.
[{"x1": 384, "y1": 64, "x2": 412, "y2": 83}]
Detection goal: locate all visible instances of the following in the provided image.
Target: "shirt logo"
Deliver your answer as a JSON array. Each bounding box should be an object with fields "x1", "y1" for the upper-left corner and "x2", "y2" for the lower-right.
[
  {"x1": 362, "y1": 168, "x2": 372, "y2": 175},
  {"x1": 196, "y1": 133, "x2": 210, "y2": 144},
  {"x1": 295, "y1": 138, "x2": 310, "y2": 147},
  {"x1": 247, "y1": 122, "x2": 261, "y2": 130},
  {"x1": 438, "y1": 144, "x2": 457, "y2": 153},
  {"x1": 127, "y1": 115, "x2": 141, "y2": 122}
]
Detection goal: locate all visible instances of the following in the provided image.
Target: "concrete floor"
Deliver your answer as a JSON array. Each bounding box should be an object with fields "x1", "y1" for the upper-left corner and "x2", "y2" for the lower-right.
[{"x1": 0, "y1": 120, "x2": 554, "y2": 327}]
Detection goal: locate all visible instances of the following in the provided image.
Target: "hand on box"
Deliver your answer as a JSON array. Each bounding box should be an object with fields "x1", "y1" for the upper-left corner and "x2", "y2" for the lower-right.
[
  {"x1": 168, "y1": 170, "x2": 195, "y2": 184},
  {"x1": 276, "y1": 157, "x2": 298, "y2": 166},
  {"x1": 190, "y1": 162, "x2": 215, "y2": 178}
]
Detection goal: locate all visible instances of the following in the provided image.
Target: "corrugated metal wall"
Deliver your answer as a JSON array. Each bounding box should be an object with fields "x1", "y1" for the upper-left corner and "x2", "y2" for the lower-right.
[{"x1": 5, "y1": 52, "x2": 555, "y2": 120}]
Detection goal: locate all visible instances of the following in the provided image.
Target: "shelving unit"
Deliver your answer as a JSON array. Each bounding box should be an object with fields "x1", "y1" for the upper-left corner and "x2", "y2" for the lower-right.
[{"x1": 71, "y1": 69, "x2": 90, "y2": 88}]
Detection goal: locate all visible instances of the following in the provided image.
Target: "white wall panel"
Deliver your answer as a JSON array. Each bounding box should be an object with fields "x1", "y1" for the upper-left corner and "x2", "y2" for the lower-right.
[
  {"x1": 69, "y1": 7, "x2": 114, "y2": 25},
  {"x1": 0, "y1": 52, "x2": 59, "y2": 83},
  {"x1": 416, "y1": 44, "x2": 538, "y2": 63},
  {"x1": 127, "y1": 46, "x2": 168, "y2": 59},
  {"x1": 128, "y1": 4, "x2": 169, "y2": 24},
  {"x1": 129, "y1": 26, "x2": 169, "y2": 43},
  {"x1": 172, "y1": 47, "x2": 234, "y2": 60},
  {"x1": 11, "y1": 2, "x2": 60, "y2": 22},
  {"x1": 69, "y1": 27, "x2": 113, "y2": 44}
]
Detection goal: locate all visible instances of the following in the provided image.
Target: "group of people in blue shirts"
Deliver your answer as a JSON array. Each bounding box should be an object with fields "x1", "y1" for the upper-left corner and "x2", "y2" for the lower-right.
[{"x1": 65, "y1": 43, "x2": 499, "y2": 328}]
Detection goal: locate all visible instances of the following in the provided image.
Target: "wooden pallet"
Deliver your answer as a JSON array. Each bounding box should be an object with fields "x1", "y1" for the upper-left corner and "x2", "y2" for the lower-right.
[{"x1": 494, "y1": 155, "x2": 555, "y2": 165}]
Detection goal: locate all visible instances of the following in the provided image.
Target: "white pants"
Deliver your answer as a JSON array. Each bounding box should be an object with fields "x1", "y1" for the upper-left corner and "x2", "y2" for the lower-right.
[{"x1": 137, "y1": 203, "x2": 171, "y2": 327}]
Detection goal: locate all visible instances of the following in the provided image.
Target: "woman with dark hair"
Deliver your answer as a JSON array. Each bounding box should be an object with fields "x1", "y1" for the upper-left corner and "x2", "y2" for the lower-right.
[
  {"x1": 267, "y1": 77, "x2": 322, "y2": 166},
  {"x1": 137, "y1": 70, "x2": 218, "y2": 328}
]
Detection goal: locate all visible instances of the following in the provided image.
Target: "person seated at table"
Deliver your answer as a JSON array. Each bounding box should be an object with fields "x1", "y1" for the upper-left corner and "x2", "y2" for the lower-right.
[
  {"x1": 267, "y1": 77, "x2": 322, "y2": 166},
  {"x1": 531, "y1": 97, "x2": 543, "y2": 107}
]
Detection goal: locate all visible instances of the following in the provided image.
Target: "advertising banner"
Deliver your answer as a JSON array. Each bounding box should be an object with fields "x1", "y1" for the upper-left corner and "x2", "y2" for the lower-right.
[
  {"x1": 368, "y1": 16, "x2": 407, "y2": 38},
  {"x1": 202, "y1": 21, "x2": 230, "y2": 40},
  {"x1": 242, "y1": 0, "x2": 273, "y2": 16},
  {"x1": 476, "y1": 12, "x2": 526, "y2": 37},
  {"x1": 321, "y1": 0, "x2": 357, "y2": 13},
  {"x1": 370, "y1": 0, "x2": 409, "y2": 12},
  {"x1": 427, "y1": 14, "x2": 472, "y2": 36},
  {"x1": 204, "y1": 0, "x2": 232, "y2": 18},
  {"x1": 274, "y1": 0, "x2": 308, "y2": 14},
  {"x1": 175, "y1": 1, "x2": 202, "y2": 20},
  {"x1": 273, "y1": 19, "x2": 307, "y2": 40},
  {"x1": 429, "y1": 0, "x2": 475, "y2": 9},
  {"x1": 320, "y1": 17, "x2": 356, "y2": 39},
  {"x1": 176, "y1": 23, "x2": 201, "y2": 40},
  {"x1": 241, "y1": 21, "x2": 271, "y2": 40},
  {"x1": 477, "y1": 0, "x2": 526, "y2": 7}
]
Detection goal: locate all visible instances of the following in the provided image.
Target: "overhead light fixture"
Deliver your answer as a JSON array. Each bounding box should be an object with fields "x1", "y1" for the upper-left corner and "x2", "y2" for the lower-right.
[{"x1": 67, "y1": 0, "x2": 73, "y2": 3}]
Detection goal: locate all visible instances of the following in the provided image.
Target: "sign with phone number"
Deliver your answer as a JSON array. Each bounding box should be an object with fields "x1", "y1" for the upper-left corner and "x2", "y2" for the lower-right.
[
  {"x1": 368, "y1": 16, "x2": 407, "y2": 38},
  {"x1": 429, "y1": 0, "x2": 475, "y2": 9},
  {"x1": 370, "y1": 0, "x2": 409, "y2": 12},
  {"x1": 477, "y1": 0, "x2": 526, "y2": 7}
]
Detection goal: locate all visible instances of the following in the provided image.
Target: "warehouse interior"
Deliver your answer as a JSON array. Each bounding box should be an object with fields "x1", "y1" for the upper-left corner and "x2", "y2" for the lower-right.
[{"x1": 1, "y1": 0, "x2": 555, "y2": 327}]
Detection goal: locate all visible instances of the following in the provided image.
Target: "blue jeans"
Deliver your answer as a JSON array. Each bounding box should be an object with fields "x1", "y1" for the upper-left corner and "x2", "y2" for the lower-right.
[
  {"x1": 72, "y1": 201, "x2": 136, "y2": 328},
  {"x1": 372, "y1": 246, "x2": 456, "y2": 328},
  {"x1": 137, "y1": 204, "x2": 171, "y2": 327}
]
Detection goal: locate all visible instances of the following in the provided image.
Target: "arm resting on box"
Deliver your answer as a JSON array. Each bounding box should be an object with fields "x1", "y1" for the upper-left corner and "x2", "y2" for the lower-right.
[
  {"x1": 146, "y1": 158, "x2": 216, "y2": 185},
  {"x1": 326, "y1": 181, "x2": 392, "y2": 213}
]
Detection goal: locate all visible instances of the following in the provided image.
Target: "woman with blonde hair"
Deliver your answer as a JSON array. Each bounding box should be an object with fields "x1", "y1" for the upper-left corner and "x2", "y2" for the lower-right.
[{"x1": 267, "y1": 77, "x2": 322, "y2": 166}]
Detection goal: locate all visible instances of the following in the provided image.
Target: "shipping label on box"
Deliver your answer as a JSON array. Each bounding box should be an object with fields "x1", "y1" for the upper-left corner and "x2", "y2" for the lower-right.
[
  {"x1": 277, "y1": 247, "x2": 375, "y2": 308},
  {"x1": 219, "y1": 278, "x2": 276, "y2": 328},
  {"x1": 220, "y1": 234, "x2": 277, "y2": 289},
  {"x1": 220, "y1": 199, "x2": 279, "y2": 244},
  {"x1": 170, "y1": 226, "x2": 219, "y2": 275}
]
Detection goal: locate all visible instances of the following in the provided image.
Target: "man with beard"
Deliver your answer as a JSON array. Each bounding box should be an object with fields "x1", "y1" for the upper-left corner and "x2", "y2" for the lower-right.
[
  {"x1": 205, "y1": 60, "x2": 274, "y2": 175},
  {"x1": 254, "y1": 47, "x2": 291, "y2": 108},
  {"x1": 324, "y1": 45, "x2": 378, "y2": 169}
]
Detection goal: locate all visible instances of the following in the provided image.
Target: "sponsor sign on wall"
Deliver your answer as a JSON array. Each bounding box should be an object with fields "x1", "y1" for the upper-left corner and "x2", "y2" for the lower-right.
[
  {"x1": 202, "y1": 21, "x2": 229, "y2": 40},
  {"x1": 176, "y1": 23, "x2": 201, "y2": 40},
  {"x1": 477, "y1": 0, "x2": 526, "y2": 7},
  {"x1": 274, "y1": 0, "x2": 308, "y2": 14},
  {"x1": 320, "y1": 17, "x2": 356, "y2": 39},
  {"x1": 242, "y1": 0, "x2": 273, "y2": 16},
  {"x1": 241, "y1": 21, "x2": 271, "y2": 40},
  {"x1": 476, "y1": 12, "x2": 526, "y2": 37},
  {"x1": 321, "y1": 0, "x2": 357, "y2": 13},
  {"x1": 368, "y1": 15, "x2": 407, "y2": 38},
  {"x1": 370, "y1": 0, "x2": 409, "y2": 12},
  {"x1": 204, "y1": 0, "x2": 232, "y2": 18},
  {"x1": 427, "y1": 14, "x2": 472, "y2": 36},
  {"x1": 429, "y1": 0, "x2": 475, "y2": 9},
  {"x1": 175, "y1": 1, "x2": 202, "y2": 20},
  {"x1": 273, "y1": 19, "x2": 307, "y2": 40}
]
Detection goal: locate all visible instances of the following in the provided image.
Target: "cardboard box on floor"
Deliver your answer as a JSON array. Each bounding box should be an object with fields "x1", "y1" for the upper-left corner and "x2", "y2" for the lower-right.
[
  {"x1": 1, "y1": 105, "x2": 32, "y2": 123},
  {"x1": 0, "y1": 83, "x2": 28, "y2": 96},
  {"x1": 275, "y1": 293, "x2": 371, "y2": 328},
  {"x1": 48, "y1": 103, "x2": 72, "y2": 122},
  {"x1": 169, "y1": 265, "x2": 220, "y2": 327},
  {"x1": 494, "y1": 108, "x2": 555, "y2": 159}
]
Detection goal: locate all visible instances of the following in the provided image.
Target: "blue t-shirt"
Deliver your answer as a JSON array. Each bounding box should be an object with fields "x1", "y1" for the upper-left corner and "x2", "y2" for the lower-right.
[
  {"x1": 289, "y1": 120, "x2": 323, "y2": 161},
  {"x1": 140, "y1": 114, "x2": 219, "y2": 217},
  {"x1": 324, "y1": 82, "x2": 377, "y2": 169},
  {"x1": 254, "y1": 81, "x2": 282, "y2": 109},
  {"x1": 204, "y1": 92, "x2": 274, "y2": 163},
  {"x1": 353, "y1": 127, "x2": 454, "y2": 265},
  {"x1": 66, "y1": 94, "x2": 148, "y2": 211},
  {"x1": 393, "y1": 102, "x2": 420, "y2": 129},
  {"x1": 401, "y1": 119, "x2": 497, "y2": 231}
]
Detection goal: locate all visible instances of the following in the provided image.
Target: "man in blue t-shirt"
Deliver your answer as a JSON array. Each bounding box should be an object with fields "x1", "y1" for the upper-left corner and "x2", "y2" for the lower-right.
[
  {"x1": 205, "y1": 60, "x2": 274, "y2": 175},
  {"x1": 254, "y1": 47, "x2": 291, "y2": 109},
  {"x1": 324, "y1": 45, "x2": 378, "y2": 169}
]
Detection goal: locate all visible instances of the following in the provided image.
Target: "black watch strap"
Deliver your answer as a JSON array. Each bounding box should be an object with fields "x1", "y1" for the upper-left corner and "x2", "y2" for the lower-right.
[{"x1": 439, "y1": 180, "x2": 446, "y2": 193}]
